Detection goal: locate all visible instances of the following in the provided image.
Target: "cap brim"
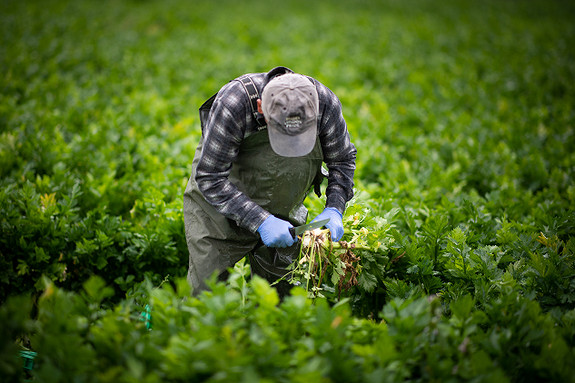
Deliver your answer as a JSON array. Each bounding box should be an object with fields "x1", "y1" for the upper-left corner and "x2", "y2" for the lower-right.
[{"x1": 267, "y1": 119, "x2": 317, "y2": 157}]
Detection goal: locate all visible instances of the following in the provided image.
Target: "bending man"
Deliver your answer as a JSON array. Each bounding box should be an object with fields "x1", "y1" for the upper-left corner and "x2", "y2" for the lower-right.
[{"x1": 184, "y1": 66, "x2": 356, "y2": 296}]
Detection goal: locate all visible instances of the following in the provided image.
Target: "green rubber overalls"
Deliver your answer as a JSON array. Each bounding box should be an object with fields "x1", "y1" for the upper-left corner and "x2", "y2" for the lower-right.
[{"x1": 183, "y1": 129, "x2": 323, "y2": 295}]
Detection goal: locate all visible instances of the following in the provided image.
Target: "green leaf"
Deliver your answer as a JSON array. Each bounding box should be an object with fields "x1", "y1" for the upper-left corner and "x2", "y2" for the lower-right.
[
  {"x1": 83, "y1": 276, "x2": 114, "y2": 304},
  {"x1": 358, "y1": 272, "x2": 378, "y2": 293},
  {"x1": 450, "y1": 294, "x2": 474, "y2": 319},
  {"x1": 251, "y1": 276, "x2": 279, "y2": 309}
]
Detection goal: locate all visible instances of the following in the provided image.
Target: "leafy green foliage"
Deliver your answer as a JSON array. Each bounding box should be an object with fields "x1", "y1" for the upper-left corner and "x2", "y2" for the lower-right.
[
  {"x1": 1, "y1": 0, "x2": 574, "y2": 381},
  {"x1": 1, "y1": 271, "x2": 574, "y2": 382}
]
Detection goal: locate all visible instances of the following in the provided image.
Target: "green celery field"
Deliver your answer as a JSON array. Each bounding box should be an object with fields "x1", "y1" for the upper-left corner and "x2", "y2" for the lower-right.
[{"x1": 1, "y1": 0, "x2": 574, "y2": 381}]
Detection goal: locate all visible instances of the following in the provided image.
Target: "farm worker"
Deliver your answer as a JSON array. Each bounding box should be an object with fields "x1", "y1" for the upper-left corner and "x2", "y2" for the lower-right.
[{"x1": 183, "y1": 66, "x2": 356, "y2": 296}]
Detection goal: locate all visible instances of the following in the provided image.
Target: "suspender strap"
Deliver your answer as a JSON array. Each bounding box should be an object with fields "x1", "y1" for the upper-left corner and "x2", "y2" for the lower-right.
[{"x1": 238, "y1": 75, "x2": 266, "y2": 128}]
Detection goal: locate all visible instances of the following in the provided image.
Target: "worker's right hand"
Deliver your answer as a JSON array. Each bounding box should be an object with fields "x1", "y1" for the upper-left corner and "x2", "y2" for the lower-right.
[{"x1": 257, "y1": 215, "x2": 295, "y2": 248}]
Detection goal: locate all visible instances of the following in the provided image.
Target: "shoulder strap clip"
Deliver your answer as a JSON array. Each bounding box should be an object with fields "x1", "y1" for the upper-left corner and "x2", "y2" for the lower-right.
[{"x1": 238, "y1": 75, "x2": 266, "y2": 128}]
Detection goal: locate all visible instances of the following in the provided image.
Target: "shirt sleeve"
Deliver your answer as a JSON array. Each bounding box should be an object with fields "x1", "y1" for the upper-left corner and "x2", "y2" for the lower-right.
[
  {"x1": 317, "y1": 83, "x2": 357, "y2": 214},
  {"x1": 194, "y1": 82, "x2": 270, "y2": 233}
]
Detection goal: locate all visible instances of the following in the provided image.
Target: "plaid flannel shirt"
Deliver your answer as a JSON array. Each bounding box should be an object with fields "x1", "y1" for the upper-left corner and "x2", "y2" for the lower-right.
[{"x1": 195, "y1": 69, "x2": 356, "y2": 233}]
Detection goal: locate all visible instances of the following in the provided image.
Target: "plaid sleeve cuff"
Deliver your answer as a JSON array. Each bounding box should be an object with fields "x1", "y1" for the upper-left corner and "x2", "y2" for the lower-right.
[
  {"x1": 326, "y1": 191, "x2": 347, "y2": 215},
  {"x1": 241, "y1": 205, "x2": 271, "y2": 233}
]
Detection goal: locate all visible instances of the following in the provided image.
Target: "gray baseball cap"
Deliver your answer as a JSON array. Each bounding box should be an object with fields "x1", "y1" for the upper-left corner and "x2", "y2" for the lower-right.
[{"x1": 261, "y1": 74, "x2": 319, "y2": 157}]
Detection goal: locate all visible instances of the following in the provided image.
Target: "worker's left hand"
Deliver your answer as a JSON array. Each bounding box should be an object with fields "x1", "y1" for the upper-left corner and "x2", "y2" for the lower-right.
[{"x1": 312, "y1": 207, "x2": 344, "y2": 241}]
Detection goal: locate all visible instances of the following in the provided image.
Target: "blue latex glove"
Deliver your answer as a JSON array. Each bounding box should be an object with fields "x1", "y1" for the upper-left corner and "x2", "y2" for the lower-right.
[
  {"x1": 257, "y1": 215, "x2": 295, "y2": 248},
  {"x1": 312, "y1": 207, "x2": 344, "y2": 241}
]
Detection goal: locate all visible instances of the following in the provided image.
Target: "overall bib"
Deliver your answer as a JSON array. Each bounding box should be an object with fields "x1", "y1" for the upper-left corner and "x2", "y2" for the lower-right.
[{"x1": 183, "y1": 129, "x2": 323, "y2": 294}]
